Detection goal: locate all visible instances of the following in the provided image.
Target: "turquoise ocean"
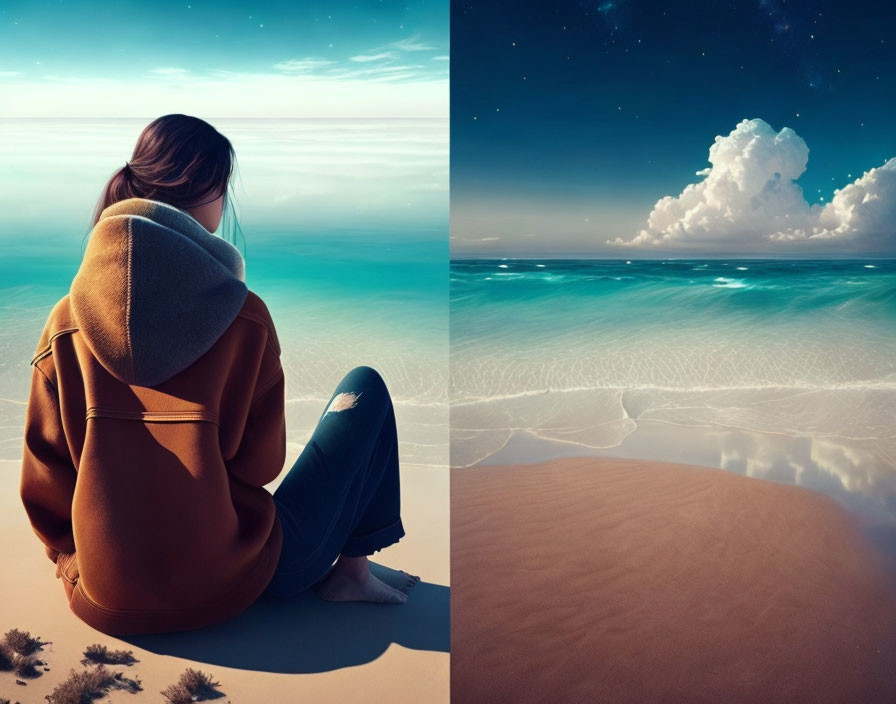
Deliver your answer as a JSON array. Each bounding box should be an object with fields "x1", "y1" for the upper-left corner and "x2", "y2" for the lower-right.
[
  {"x1": 451, "y1": 258, "x2": 896, "y2": 528},
  {"x1": 0, "y1": 118, "x2": 448, "y2": 470}
]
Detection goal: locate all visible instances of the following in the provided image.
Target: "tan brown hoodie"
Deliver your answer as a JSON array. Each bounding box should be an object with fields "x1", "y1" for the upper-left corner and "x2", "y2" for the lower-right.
[{"x1": 20, "y1": 197, "x2": 285, "y2": 635}]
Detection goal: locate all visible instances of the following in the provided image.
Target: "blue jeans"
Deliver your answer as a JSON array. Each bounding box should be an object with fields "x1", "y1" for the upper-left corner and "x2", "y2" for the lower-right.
[{"x1": 262, "y1": 366, "x2": 405, "y2": 599}]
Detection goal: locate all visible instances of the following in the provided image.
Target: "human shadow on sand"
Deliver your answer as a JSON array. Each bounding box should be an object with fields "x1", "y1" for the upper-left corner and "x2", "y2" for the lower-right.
[{"x1": 121, "y1": 562, "x2": 449, "y2": 674}]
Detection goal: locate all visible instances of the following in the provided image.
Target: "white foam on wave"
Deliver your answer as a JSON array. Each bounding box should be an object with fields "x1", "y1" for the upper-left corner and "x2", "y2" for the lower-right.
[
  {"x1": 536, "y1": 264, "x2": 546, "y2": 268},
  {"x1": 498, "y1": 264, "x2": 508, "y2": 268},
  {"x1": 864, "y1": 264, "x2": 877, "y2": 269},
  {"x1": 736, "y1": 266, "x2": 749, "y2": 271},
  {"x1": 712, "y1": 276, "x2": 748, "y2": 288}
]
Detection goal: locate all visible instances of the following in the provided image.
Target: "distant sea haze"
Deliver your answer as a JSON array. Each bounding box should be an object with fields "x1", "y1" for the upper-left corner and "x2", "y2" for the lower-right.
[{"x1": 450, "y1": 258, "x2": 896, "y2": 524}]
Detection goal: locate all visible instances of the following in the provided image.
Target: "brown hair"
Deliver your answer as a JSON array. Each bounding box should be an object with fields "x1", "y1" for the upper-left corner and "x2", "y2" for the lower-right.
[{"x1": 86, "y1": 114, "x2": 244, "y2": 254}]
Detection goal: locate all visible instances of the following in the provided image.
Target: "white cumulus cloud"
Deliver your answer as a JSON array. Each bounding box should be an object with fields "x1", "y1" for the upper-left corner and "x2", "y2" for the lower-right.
[{"x1": 610, "y1": 118, "x2": 895, "y2": 253}]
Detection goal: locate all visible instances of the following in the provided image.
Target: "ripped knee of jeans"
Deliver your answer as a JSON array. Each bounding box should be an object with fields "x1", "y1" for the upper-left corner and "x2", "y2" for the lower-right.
[{"x1": 325, "y1": 391, "x2": 362, "y2": 415}]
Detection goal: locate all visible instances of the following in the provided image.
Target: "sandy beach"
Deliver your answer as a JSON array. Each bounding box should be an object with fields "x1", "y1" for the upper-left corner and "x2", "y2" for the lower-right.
[
  {"x1": 0, "y1": 458, "x2": 448, "y2": 704},
  {"x1": 451, "y1": 456, "x2": 896, "y2": 703}
]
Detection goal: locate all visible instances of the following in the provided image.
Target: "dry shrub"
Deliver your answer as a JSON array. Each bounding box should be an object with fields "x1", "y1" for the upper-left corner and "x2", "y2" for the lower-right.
[
  {"x1": 2, "y1": 628, "x2": 47, "y2": 656},
  {"x1": 0, "y1": 629, "x2": 48, "y2": 679},
  {"x1": 45, "y1": 665, "x2": 142, "y2": 704},
  {"x1": 13, "y1": 653, "x2": 45, "y2": 678},
  {"x1": 80, "y1": 644, "x2": 138, "y2": 666},
  {"x1": 0, "y1": 641, "x2": 14, "y2": 671},
  {"x1": 161, "y1": 668, "x2": 224, "y2": 703}
]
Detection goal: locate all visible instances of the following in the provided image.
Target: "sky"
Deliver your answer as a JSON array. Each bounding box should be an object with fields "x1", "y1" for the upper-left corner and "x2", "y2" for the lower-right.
[
  {"x1": 450, "y1": 0, "x2": 896, "y2": 256},
  {"x1": 0, "y1": 0, "x2": 448, "y2": 117}
]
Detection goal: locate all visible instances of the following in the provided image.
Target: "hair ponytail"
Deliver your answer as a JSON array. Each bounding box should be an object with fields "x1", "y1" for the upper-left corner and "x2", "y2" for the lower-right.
[{"x1": 84, "y1": 114, "x2": 246, "y2": 259}]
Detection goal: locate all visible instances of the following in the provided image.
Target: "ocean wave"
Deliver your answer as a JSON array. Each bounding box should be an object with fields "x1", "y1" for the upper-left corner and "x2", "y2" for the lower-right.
[
  {"x1": 451, "y1": 260, "x2": 896, "y2": 323},
  {"x1": 712, "y1": 276, "x2": 749, "y2": 288}
]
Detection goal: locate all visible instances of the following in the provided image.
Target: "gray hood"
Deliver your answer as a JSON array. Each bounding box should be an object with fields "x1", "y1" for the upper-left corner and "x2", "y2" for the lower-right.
[{"x1": 70, "y1": 197, "x2": 248, "y2": 387}]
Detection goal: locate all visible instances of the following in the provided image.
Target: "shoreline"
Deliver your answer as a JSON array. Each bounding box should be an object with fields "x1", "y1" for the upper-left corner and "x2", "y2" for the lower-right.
[
  {"x1": 457, "y1": 423, "x2": 896, "y2": 540},
  {"x1": 451, "y1": 456, "x2": 896, "y2": 703}
]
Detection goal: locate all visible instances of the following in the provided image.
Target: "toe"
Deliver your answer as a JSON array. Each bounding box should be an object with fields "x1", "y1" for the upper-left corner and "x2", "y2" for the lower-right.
[{"x1": 387, "y1": 588, "x2": 407, "y2": 604}]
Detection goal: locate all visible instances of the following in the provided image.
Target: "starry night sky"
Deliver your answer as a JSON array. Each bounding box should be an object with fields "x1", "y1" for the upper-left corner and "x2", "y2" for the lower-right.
[{"x1": 451, "y1": 0, "x2": 896, "y2": 254}]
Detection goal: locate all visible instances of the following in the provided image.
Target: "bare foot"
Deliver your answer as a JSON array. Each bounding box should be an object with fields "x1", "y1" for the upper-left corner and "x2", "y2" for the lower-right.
[
  {"x1": 314, "y1": 555, "x2": 417, "y2": 604},
  {"x1": 369, "y1": 562, "x2": 421, "y2": 592}
]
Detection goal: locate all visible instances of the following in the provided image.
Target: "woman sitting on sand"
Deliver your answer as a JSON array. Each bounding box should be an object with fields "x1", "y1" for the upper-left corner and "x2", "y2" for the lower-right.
[{"x1": 19, "y1": 113, "x2": 418, "y2": 636}]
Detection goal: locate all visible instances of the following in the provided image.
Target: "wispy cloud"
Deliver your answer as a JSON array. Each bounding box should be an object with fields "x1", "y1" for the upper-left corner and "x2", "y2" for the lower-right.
[
  {"x1": 349, "y1": 51, "x2": 399, "y2": 63},
  {"x1": 0, "y1": 70, "x2": 20, "y2": 77},
  {"x1": 366, "y1": 72, "x2": 420, "y2": 82},
  {"x1": 331, "y1": 64, "x2": 425, "y2": 79},
  {"x1": 272, "y1": 58, "x2": 335, "y2": 73},
  {"x1": 271, "y1": 35, "x2": 443, "y2": 84},
  {"x1": 388, "y1": 33, "x2": 437, "y2": 51}
]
